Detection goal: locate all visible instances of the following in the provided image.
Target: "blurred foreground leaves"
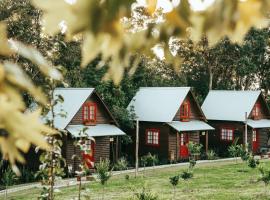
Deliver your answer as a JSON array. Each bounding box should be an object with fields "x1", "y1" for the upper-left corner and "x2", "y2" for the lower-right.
[{"x1": 33, "y1": 0, "x2": 270, "y2": 84}]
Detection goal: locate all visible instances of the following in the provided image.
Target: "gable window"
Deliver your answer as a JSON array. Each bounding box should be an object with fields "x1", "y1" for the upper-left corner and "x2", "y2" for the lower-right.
[
  {"x1": 82, "y1": 103, "x2": 97, "y2": 123},
  {"x1": 180, "y1": 101, "x2": 190, "y2": 121},
  {"x1": 220, "y1": 128, "x2": 233, "y2": 141},
  {"x1": 252, "y1": 103, "x2": 260, "y2": 119},
  {"x1": 145, "y1": 129, "x2": 160, "y2": 146}
]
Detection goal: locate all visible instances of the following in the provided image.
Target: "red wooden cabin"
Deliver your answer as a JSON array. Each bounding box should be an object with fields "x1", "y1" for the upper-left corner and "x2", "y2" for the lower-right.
[
  {"x1": 202, "y1": 90, "x2": 270, "y2": 156},
  {"x1": 127, "y1": 87, "x2": 214, "y2": 162},
  {"x1": 46, "y1": 88, "x2": 125, "y2": 172}
]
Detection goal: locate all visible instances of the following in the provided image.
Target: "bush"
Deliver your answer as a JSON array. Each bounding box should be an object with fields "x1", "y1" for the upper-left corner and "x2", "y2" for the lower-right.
[
  {"x1": 187, "y1": 142, "x2": 203, "y2": 156},
  {"x1": 1, "y1": 167, "x2": 18, "y2": 187},
  {"x1": 114, "y1": 157, "x2": 128, "y2": 171},
  {"x1": 19, "y1": 167, "x2": 36, "y2": 183},
  {"x1": 207, "y1": 150, "x2": 217, "y2": 160},
  {"x1": 169, "y1": 175, "x2": 179, "y2": 187},
  {"x1": 134, "y1": 187, "x2": 158, "y2": 200},
  {"x1": 180, "y1": 170, "x2": 193, "y2": 180},
  {"x1": 258, "y1": 165, "x2": 270, "y2": 186},
  {"x1": 248, "y1": 156, "x2": 259, "y2": 169},
  {"x1": 96, "y1": 159, "x2": 111, "y2": 185},
  {"x1": 141, "y1": 153, "x2": 159, "y2": 167}
]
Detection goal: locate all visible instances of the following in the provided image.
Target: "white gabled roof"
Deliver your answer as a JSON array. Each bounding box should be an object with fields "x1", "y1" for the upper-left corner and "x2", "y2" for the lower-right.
[
  {"x1": 66, "y1": 124, "x2": 125, "y2": 137},
  {"x1": 46, "y1": 88, "x2": 94, "y2": 129},
  {"x1": 167, "y1": 120, "x2": 214, "y2": 132},
  {"x1": 202, "y1": 90, "x2": 261, "y2": 122},
  {"x1": 127, "y1": 87, "x2": 190, "y2": 122}
]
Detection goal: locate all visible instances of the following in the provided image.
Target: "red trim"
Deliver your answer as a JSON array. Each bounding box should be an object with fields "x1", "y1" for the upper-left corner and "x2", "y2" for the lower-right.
[
  {"x1": 220, "y1": 127, "x2": 234, "y2": 142},
  {"x1": 145, "y1": 129, "x2": 160, "y2": 147},
  {"x1": 82, "y1": 102, "x2": 97, "y2": 124},
  {"x1": 180, "y1": 101, "x2": 190, "y2": 121}
]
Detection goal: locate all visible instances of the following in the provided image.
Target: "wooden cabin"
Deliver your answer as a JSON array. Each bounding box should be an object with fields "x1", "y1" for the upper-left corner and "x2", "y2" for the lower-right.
[
  {"x1": 202, "y1": 90, "x2": 270, "y2": 156},
  {"x1": 47, "y1": 88, "x2": 125, "y2": 172},
  {"x1": 127, "y1": 87, "x2": 214, "y2": 163}
]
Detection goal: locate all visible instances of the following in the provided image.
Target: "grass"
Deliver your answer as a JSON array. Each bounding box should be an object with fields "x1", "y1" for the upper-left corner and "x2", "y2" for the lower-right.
[{"x1": 3, "y1": 160, "x2": 270, "y2": 200}]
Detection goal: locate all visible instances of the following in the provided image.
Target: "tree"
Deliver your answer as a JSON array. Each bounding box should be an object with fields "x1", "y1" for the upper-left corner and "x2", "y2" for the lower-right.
[
  {"x1": 96, "y1": 159, "x2": 112, "y2": 200},
  {"x1": 169, "y1": 175, "x2": 180, "y2": 199}
]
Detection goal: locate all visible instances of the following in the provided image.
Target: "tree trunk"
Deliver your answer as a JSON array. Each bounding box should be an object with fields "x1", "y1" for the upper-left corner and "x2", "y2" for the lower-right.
[{"x1": 209, "y1": 66, "x2": 213, "y2": 91}]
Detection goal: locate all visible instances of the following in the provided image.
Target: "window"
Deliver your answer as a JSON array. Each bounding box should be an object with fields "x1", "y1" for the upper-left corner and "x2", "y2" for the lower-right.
[
  {"x1": 145, "y1": 129, "x2": 160, "y2": 146},
  {"x1": 82, "y1": 103, "x2": 97, "y2": 123},
  {"x1": 220, "y1": 128, "x2": 233, "y2": 141},
  {"x1": 252, "y1": 103, "x2": 260, "y2": 119},
  {"x1": 180, "y1": 101, "x2": 190, "y2": 121},
  {"x1": 252, "y1": 130, "x2": 257, "y2": 142}
]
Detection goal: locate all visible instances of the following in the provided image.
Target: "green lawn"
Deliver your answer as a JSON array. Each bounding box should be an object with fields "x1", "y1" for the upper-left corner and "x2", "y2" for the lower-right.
[{"x1": 4, "y1": 160, "x2": 270, "y2": 200}]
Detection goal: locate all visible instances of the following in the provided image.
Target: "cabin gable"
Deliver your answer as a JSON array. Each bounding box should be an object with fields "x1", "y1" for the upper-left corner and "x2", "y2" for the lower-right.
[
  {"x1": 69, "y1": 92, "x2": 114, "y2": 125},
  {"x1": 173, "y1": 91, "x2": 204, "y2": 121},
  {"x1": 249, "y1": 94, "x2": 270, "y2": 120}
]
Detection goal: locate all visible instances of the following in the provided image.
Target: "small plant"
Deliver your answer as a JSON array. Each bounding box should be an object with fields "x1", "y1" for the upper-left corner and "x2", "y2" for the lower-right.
[
  {"x1": 258, "y1": 164, "x2": 270, "y2": 194},
  {"x1": 19, "y1": 167, "x2": 36, "y2": 183},
  {"x1": 125, "y1": 174, "x2": 130, "y2": 180},
  {"x1": 248, "y1": 156, "x2": 259, "y2": 169},
  {"x1": 96, "y1": 159, "x2": 112, "y2": 200},
  {"x1": 169, "y1": 175, "x2": 180, "y2": 199},
  {"x1": 187, "y1": 142, "x2": 202, "y2": 170},
  {"x1": 134, "y1": 187, "x2": 158, "y2": 200},
  {"x1": 180, "y1": 170, "x2": 193, "y2": 181},
  {"x1": 207, "y1": 150, "x2": 217, "y2": 160},
  {"x1": 189, "y1": 158, "x2": 196, "y2": 170},
  {"x1": 1, "y1": 166, "x2": 18, "y2": 199},
  {"x1": 114, "y1": 157, "x2": 128, "y2": 171},
  {"x1": 141, "y1": 153, "x2": 159, "y2": 167},
  {"x1": 228, "y1": 138, "x2": 242, "y2": 163}
]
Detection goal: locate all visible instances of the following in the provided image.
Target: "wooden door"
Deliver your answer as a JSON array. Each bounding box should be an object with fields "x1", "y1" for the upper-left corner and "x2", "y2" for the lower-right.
[
  {"x1": 252, "y1": 129, "x2": 259, "y2": 153},
  {"x1": 82, "y1": 140, "x2": 95, "y2": 168},
  {"x1": 179, "y1": 133, "x2": 189, "y2": 158}
]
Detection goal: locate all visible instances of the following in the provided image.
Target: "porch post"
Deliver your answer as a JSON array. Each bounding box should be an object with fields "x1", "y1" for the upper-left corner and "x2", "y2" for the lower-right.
[
  {"x1": 244, "y1": 112, "x2": 248, "y2": 151},
  {"x1": 176, "y1": 132, "x2": 179, "y2": 160},
  {"x1": 135, "y1": 119, "x2": 139, "y2": 177},
  {"x1": 205, "y1": 131, "x2": 209, "y2": 153}
]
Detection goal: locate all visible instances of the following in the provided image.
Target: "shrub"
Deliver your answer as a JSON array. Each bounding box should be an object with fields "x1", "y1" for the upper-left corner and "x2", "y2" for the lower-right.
[
  {"x1": 114, "y1": 157, "x2": 128, "y2": 171},
  {"x1": 141, "y1": 153, "x2": 159, "y2": 167},
  {"x1": 96, "y1": 159, "x2": 111, "y2": 185},
  {"x1": 1, "y1": 167, "x2": 17, "y2": 187},
  {"x1": 187, "y1": 142, "x2": 203, "y2": 156},
  {"x1": 180, "y1": 170, "x2": 193, "y2": 180},
  {"x1": 258, "y1": 165, "x2": 270, "y2": 187},
  {"x1": 96, "y1": 159, "x2": 112, "y2": 200},
  {"x1": 19, "y1": 167, "x2": 36, "y2": 183},
  {"x1": 169, "y1": 175, "x2": 180, "y2": 199},
  {"x1": 207, "y1": 150, "x2": 217, "y2": 160},
  {"x1": 134, "y1": 187, "x2": 158, "y2": 200},
  {"x1": 247, "y1": 156, "x2": 259, "y2": 169}
]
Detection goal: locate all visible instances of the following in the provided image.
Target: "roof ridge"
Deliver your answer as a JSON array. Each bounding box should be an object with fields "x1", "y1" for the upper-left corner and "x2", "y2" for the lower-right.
[
  {"x1": 139, "y1": 87, "x2": 190, "y2": 89},
  {"x1": 55, "y1": 88, "x2": 95, "y2": 90},
  {"x1": 209, "y1": 90, "x2": 261, "y2": 92}
]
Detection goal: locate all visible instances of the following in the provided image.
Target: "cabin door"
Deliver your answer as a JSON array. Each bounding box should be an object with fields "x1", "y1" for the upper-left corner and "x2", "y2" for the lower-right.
[
  {"x1": 82, "y1": 140, "x2": 95, "y2": 168},
  {"x1": 179, "y1": 133, "x2": 189, "y2": 158},
  {"x1": 252, "y1": 129, "x2": 259, "y2": 153}
]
